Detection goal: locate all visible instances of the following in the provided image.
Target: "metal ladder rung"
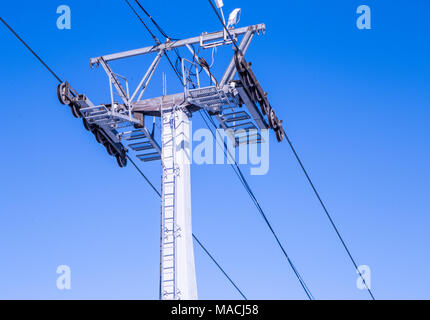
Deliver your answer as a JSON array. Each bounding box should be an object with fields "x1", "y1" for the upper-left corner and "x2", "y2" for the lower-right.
[
  {"x1": 130, "y1": 145, "x2": 154, "y2": 152},
  {"x1": 162, "y1": 134, "x2": 174, "y2": 140},
  {"x1": 222, "y1": 110, "x2": 249, "y2": 118},
  {"x1": 163, "y1": 293, "x2": 175, "y2": 298},
  {"x1": 116, "y1": 122, "x2": 135, "y2": 129},
  {"x1": 128, "y1": 141, "x2": 150, "y2": 147},
  {"x1": 124, "y1": 134, "x2": 147, "y2": 141},
  {"x1": 163, "y1": 288, "x2": 175, "y2": 292},
  {"x1": 85, "y1": 109, "x2": 108, "y2": 115},
  {"x1": 84, "y1": 109, "x2": 109, "y2": 116},
  {"x1": 138, "y1": 152, "x2": 161, "y2": 162},
  {"x1": 96, "y1": 120, "x2": 122, "y2": 126},
  {"x1": 221, "y1": 107, "x2": 239, "y2": 114},
  {"x1": 227, "y1": 122, "x2": 257, "y2": 130},
  {"x1": 93, "y1": 120, "x2": 113, "y2": 126},
  {"x1": 137, "y1": 151, "x2": 160, "y2": 156},
  {"x1": 236, "y1": 138, "x2": 262, "y2": 146},
  {"x1": 93, "y1": 119, "x2": 113, "y2": 125},
  {"x1": 235, "y1": 130, "x2": 261, "y2": 138},
  {"x1": 189, "y1": 91, "x2": 218, "y2": 98},
  {"x1": 163, "y1": 276, "x2": 174, "y2": 282},
  {"x1": 142, "y1": 156, "x2": 161, "y2": 162},
  {"x1": 163, "y1": 266, "x2": 175, "y2": 270},
  {"x1": 122, "y1": 129, "x2": 145, "y2": 135},
  {"x1": 100, "y1": 117, "x2": 128, "y2": 123},
  {"x1": 235, "y1": 131, "x2": 261, "y2": 138},
  {"x1": 223, "y1": 115, "x2": 250, "y2": 123},
  {"x1": 80, "y1": 106, "x2": 107, "y2": 112},
  {"x1": 235, "y1": 129, "x2": 262, "y2": 141},
  {"x1": 194, "y1": 96, "x2": 222, "y2": 103},
  {"x1": 86, "y1": 114, "x2": 109, "y2": 121},
  {"x1": 162, "y1": 270, "x2": 175, "y2": 274},
  {"x1": 163, "y1": 293, "x2": 175, "y2": 297}
]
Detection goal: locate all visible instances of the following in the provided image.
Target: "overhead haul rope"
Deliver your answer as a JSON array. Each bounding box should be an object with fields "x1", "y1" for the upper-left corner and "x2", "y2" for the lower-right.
[
  {"x1": 199, "y1": 109, "x2": 314, "y2": 300},
  {"x1": 207, "y1": 0, "x2": 376, "y2": 300},
  {"x1": 0, "y1": 17, "x2": 62, "y2": 83},
  {"x1": 127, "y1": 1, "x2": 315, "y2": 300}
]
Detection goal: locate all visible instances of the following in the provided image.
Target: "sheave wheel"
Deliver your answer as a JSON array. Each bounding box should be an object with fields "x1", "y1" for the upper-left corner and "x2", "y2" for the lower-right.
[
  {"x1": 70, "y1": 103, "x2": 80, "y2": 118},
  {"x1": 95, "y1": 130, "x2": 105, "y2": 144},
  {"x1": 57, "y1": 83, "x2": 71, "y2": 105},
  {"x1": 116, "y1": 154, "x2": 127, "y2": 168},
  {"x1": 276, "y1": 128, "x2": 284, "y2": 142}
]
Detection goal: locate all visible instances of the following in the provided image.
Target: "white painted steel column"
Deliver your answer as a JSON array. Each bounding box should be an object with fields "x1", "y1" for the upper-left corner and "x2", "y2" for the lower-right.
[{"x1": 160, "y1": 106, "x2": 197, "y2": 300}]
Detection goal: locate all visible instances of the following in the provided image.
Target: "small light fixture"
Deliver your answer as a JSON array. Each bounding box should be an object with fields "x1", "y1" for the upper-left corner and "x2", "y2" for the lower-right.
[
  {"x1": 214, "y1": 0, "x2": 224, "y2": 9},
  {"x1": 227, "y1": 8, "x2": 241, "y2": 29}
]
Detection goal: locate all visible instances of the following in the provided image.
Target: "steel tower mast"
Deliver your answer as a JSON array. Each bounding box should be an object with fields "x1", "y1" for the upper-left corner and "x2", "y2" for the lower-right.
[{"x1": 56, "y1": 10, "x2": 284, "y2": 299}]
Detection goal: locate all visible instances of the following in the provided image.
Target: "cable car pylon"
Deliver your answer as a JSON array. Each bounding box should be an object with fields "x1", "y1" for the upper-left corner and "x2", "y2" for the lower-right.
[{"x1": 53, "y1": 9, "x2": 284, "y2": 299}]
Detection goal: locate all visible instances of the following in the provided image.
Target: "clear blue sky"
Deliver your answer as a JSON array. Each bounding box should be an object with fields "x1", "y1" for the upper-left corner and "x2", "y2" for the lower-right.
[{"x1": 0, "y1": 0, "x2": 429, "y2": 300}]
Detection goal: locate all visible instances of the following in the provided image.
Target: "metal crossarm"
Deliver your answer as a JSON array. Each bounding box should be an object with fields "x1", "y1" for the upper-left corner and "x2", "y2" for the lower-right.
[{"x1": 89, "y1": 24, "x2": 265, "y2": 64}]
